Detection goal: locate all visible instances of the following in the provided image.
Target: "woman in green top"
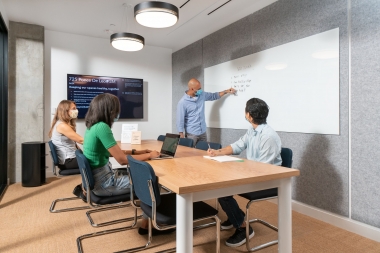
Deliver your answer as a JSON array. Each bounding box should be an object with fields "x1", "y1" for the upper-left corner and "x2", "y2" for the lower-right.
[{"x1": 83, "y1": 93, "x2": 160, "y2": 196}]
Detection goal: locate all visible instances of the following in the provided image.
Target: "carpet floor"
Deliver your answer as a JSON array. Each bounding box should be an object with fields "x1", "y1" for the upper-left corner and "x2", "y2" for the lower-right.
[{"x1": 0, "y1": 175, "x2": 379, "y2": 253}]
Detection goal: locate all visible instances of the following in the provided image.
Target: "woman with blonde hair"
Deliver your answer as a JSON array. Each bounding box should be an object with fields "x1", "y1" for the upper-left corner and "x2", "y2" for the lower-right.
[{"x1": 49, "y1": 100, "x2": 83, "y2": 171}]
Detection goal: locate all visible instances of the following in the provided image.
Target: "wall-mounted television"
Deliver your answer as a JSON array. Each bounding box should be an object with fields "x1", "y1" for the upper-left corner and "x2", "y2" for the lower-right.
[{"x1": 67, "y1": 74, "x2": 143, "y2": 119}]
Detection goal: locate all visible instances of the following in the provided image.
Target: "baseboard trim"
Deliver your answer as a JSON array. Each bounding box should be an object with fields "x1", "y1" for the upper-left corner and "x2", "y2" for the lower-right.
[{"x1": 269, "y1": 199, "x2": 380, "y2": 243}]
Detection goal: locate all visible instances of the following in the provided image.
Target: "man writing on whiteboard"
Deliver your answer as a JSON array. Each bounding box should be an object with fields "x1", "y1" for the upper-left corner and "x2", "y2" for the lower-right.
[
  {"x1": 207, "y1": 97, "x2": 282, "y2": 247},
  {"x1": 176, "y1": 78, "x2": 236, "y2": 146}
]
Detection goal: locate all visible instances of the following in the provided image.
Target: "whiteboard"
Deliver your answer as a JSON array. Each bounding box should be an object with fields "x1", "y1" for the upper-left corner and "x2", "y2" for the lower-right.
[{"x1": 204, "y1": 28, "x2": 339, "y2": 135}]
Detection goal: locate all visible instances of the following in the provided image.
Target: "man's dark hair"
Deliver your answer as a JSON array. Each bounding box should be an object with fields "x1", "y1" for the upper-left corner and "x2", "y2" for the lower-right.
[
  {"x1": 245, "y1": 98, "x2": 269, "y2": 125},
  {"x1": 85, "y1": 93, "x2": 120, "y2": 128}
]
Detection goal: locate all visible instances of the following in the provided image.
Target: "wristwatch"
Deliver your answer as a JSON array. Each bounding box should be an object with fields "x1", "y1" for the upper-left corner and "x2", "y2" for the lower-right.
[{"x1": 132, "y1": 149, "x2": 136, "y2": 155}]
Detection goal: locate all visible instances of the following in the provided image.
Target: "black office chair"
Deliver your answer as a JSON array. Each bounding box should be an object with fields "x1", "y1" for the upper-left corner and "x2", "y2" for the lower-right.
[
  {"x1": 195, "y1": 141, "x2": 222, "y2": 151},
  {"x1": 115, "y1": 155, "x2": 221, "y2": 253},
  {"x1": 157, "y1": 135, "x2": 165, "y2": 141},
  {"x1": 179, "y1": 138, "x2": 194, "y2": 147},
  {"x1": 238, "y1": 147, "x2": 293, "y2": 252},
  {"x1": 75, "y1": 150, "x2": 140, "y2": 253},
  {"x1": 48, "y1": 140, "x2": 80, "y2": 176},
  {"x1": 49, "y1": 140, "x2": 89, "y2": 213}
]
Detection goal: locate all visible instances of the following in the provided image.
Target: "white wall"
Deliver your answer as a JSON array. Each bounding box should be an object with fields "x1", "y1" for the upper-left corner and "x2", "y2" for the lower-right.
[{"x1": 44, "y1": 30, "x2": 172, "y2": 174}]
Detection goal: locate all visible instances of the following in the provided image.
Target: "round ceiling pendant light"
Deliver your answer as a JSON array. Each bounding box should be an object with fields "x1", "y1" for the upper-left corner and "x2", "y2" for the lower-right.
[
  {"x1": 134, "y1": 1, "x2": 179, "y2": 28},
  {"x1": 110, "y1": 32, "x2": 145, "y2": 52}
]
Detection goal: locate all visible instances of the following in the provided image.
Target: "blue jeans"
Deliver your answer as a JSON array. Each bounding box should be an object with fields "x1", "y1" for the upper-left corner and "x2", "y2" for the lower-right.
[
  {"x1": 92, "y1": 162, "x2": 130, "y2": 196},
  {"x1": 218, "y1": 196, "x2": 245, "y2": 228}
]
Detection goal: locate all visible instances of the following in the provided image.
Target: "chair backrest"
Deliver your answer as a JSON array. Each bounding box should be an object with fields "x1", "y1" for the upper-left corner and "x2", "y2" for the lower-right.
[
  {"x1": 179, "y1": 138, "x2": 194, "y2": 147},
  {"x1": 127, "y1": 155, "x2": 161, "y2": 207},
  {"x1": 280, "y1": 147, "x2": 293, "y2": 168},
  {"x1": 48, "y1": 140, "x2": 59, "y2": 166},
  {"x1": 157, "y1": 135, "x2": 165, "y2": 141},
  {"x1": 75, "y1": 150, "x2": 96, "y2": 190},
  {"x1": 195, "y1": 141, "x2": 222, "y2": 151}
]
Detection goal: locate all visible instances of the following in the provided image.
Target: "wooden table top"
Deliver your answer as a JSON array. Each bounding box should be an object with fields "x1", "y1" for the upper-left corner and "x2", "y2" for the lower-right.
[{"x1": 119, "y1": 140, "x2": 300, "y2": 194}]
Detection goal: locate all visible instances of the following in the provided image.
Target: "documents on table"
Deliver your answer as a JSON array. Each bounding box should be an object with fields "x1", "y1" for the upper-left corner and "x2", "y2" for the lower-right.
[
  {"x1": 121, "y1": 124, "x2": 138, "y2": 143},
  {"x1": 131, "y1": 131, "x2": 141, "y2": 144},
  {"x1": 203, "y1": 155, "x2": 244, "y2": 162}
]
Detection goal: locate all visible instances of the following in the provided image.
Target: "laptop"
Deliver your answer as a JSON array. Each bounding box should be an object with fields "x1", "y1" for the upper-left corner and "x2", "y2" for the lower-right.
[{"x1": 152, "y1": 133, "x2": 180, "y2": 160}]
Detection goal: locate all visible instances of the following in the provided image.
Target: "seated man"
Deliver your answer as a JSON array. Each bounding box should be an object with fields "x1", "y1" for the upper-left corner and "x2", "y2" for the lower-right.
[{"x1": 207, "y1": 97, "x2": 282, "y2": 247}]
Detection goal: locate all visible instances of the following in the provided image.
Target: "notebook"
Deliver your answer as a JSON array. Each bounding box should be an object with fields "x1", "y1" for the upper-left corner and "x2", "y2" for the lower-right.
[
  {"x1": 151, "y1": 133, "x2": 180, "y2": 160},
  {"x1": 203, "y1": 155, "x2": 244, "y2": 162}
]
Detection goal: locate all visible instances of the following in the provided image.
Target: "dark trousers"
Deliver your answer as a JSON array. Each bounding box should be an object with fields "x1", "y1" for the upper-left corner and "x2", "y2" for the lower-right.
[
  {"x1": 218, "y1": 196, "x2": 245, "y2": 228},
  {"x1": 58, "y1": 158, "x2": 79, "y2": 170},
  {"x1": 185, "y1": 132, "x2": 207, "y2": 147}
]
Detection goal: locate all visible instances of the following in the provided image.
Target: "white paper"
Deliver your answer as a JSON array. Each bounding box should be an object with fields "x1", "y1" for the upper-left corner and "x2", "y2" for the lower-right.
[
  {"x1": 131, "y1": 131, "x2": 141, "y2": 145},
  {"x1": 203, "y1": 155, "x2": 244, "y2": 162},
  {"x1": 121, "y1": 124, "x2": 138, "y2": 143},
  {"x1": 109, "y1": 157, "x2": 125, "y2": 169}
]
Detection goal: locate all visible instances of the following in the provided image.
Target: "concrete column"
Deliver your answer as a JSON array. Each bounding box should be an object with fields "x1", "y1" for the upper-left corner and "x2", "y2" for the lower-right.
[{"x1": 8, "y1": 22, "x2": 44, "y2": 183}]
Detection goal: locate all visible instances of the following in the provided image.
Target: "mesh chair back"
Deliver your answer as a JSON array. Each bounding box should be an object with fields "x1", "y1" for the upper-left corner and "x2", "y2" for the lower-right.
[
  {"x1": 127, "y1": 155, "x2": 161, "y2": 207},
  {"x1": 195, "y1": 141, "x2": 222, "y2": 151},
  {"x1": 75, "y1": 150, "x2": 96, "y2": 190},
  {"x1": 48, "y1": 140, "x2": 59, "y2": 166},
  {"x1": 179, "y1": 138, "x2": 194, "y2": 147},
  {"x1": 157, "y1": 135, "x2": 165, "y2": 141},
  {"x1": 280, "y1": 147, "x2": 293, "y2": 168}
]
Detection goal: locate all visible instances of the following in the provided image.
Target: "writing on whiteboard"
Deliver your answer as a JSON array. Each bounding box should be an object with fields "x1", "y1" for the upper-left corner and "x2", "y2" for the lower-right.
[
  {"x1": 230, "y1": 72, "x2": 252, "y2": 93},
  {"x1": 237, "y1": 64, "x2": 252, "y2": 71}
]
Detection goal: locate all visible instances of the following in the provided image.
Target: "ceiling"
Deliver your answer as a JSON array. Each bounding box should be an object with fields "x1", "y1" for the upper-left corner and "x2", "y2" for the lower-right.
[{"x1": 2, "y1": 0, "x2": 277, "y2": 52}]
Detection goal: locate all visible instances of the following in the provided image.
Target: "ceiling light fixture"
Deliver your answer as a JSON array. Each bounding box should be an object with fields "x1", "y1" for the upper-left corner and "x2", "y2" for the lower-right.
[
  {"x1": 134, "y1": 1, "x2": 179, "y2": 28},
  {"x1": 111, "y1": 32, "x2": 145, "y2": 51},
  {"x1": 111, "y1": 4, "x2": 145, "y2": 52}
]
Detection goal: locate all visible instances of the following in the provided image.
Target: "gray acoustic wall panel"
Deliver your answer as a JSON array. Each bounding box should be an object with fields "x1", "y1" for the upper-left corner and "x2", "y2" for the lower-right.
[
  {"x1": 351, "y1": 0, "x2": 380, "y2": 227},
  {"x1": 172, "y1": 0, "x2": 350, "y2": 217},
  {"x1": 250, "y1": 0, "x2": 349, "y2": 216},
  {"x1": 203, "y1": 14, "x2": 253, "y2": 69},
  {"x1": 172, "y1": 40, "x2": 203, "y2": 133}
]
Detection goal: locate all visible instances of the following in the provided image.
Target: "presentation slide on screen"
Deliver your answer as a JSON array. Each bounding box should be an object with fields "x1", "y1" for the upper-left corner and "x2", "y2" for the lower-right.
[{"x1": 67, "y1": 74, "x2": 143, "y2": 119}]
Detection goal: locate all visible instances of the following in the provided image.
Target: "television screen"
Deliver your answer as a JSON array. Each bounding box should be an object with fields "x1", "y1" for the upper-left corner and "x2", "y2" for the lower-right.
[{"x1": 67, "y1": 74, "x2": 143, "y2": 119}]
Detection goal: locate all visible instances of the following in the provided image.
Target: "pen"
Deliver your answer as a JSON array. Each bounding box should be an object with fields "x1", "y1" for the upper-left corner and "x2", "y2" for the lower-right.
[{"x1": 208, "y1": 142, "x2": 211, "y2": 150}]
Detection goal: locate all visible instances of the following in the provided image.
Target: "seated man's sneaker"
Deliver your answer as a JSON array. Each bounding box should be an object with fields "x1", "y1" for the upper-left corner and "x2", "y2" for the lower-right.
[
  {"x1": 225, "y1": 225, "x2": 254, "y2": 247},
  {"x1": 221, "y1": 219, "x2": 233, "y2": 230}
]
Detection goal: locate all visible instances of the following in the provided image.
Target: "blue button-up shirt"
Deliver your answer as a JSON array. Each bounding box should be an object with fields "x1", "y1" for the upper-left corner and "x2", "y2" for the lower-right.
[
  {"x1": 176, "y1": 91, "x2": 220, "y2": 135},
  {"x1": 231, "y1": 124, "x2": 282, "y2": 165}
]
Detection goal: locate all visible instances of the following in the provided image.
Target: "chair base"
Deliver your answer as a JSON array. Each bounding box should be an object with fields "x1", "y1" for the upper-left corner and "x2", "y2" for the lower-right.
[
  {"x1": 86, "y1": 203, "x2": 141, "y2": 227},
  {"x1": 77, "y1": 209, "x2": 140, "y2": 253},
  {"x1": 245, "y1": 218, "x2": 278, "y2": 252},
  {"x1": 114, "y1": 215, "x2": 220, "y2": 253},
  {"x1": 50, "y1": 196, "x2": 90, "y2": 213}
]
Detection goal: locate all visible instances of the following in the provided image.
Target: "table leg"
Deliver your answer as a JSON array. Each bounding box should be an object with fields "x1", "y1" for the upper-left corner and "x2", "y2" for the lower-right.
[
  {"x1": 176, "y1": 193, "x2": 193, "y2": 253},
  {"x1": 278, "y1": 178, "x2": 292, "y2": 253}
]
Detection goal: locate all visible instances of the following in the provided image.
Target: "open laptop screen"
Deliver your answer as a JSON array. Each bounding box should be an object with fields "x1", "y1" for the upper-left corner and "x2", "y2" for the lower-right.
[{"x1": 160, "y1": 133, "x2": 180, "y2": 156}]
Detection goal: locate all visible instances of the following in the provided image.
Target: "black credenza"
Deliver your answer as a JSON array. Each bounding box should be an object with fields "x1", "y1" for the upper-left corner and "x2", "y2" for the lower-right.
[{"x1": 22, "y1": 141, "x2": 46, "y2": 187}]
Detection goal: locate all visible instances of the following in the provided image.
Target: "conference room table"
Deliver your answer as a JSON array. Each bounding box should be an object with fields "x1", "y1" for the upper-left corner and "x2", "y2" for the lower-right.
[{"x1": 118, "y1": 140, "x2": 300, "y2": 253}]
